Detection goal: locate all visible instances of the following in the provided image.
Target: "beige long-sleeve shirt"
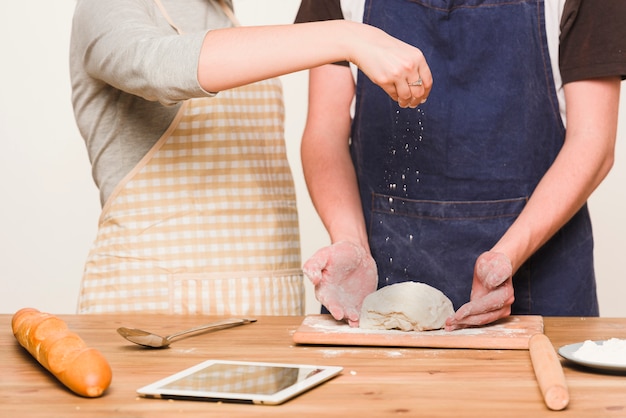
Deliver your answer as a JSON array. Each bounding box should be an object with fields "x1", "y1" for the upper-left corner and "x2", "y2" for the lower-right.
[{"x1": 70, "y1": 0, "x2": 232, "y2": 205}]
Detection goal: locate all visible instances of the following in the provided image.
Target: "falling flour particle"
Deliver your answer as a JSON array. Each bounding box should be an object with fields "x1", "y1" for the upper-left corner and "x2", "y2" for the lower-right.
[
  {"x1": 573, "y1": 338, "x2": 626, "y2": 365},
  {"x1": 359, "y1": 282, "x2": 455, "y2": 332}
]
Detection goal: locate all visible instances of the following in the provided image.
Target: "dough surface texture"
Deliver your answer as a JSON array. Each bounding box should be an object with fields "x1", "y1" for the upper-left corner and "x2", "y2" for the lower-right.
[{"x1": 359, "y1": 282, "x2": 455, "y2": 331}]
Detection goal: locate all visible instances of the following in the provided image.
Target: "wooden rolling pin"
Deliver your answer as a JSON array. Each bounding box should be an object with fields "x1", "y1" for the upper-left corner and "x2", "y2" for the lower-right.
[{"x1": 529, "y1": 333, "x2": 569, "y2": 411}]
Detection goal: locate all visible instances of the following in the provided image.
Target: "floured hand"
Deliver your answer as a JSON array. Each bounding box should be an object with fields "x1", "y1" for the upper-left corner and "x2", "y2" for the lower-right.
[
  {"x1": 303, "y1": 241, "x2": 378, "y2": 327},
  {"x1": 445, "y1": 251, "x2": 514, "y2": 331}
]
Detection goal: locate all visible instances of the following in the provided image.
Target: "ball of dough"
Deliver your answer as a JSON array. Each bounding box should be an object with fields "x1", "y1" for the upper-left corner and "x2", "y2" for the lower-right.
[{"x1": 359, "y1": 282, "x2": 455, "y2": 331}]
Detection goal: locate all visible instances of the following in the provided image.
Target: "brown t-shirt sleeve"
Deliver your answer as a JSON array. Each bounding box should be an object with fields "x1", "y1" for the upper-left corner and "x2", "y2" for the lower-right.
[
  {"x1": 294, "y1": 0, "x2": 349, "y2": 67},
  {"x1": 294, "y1": 0, "x2": 343, "y2": 22},
  {"x1": 560, "y1": 0, "x2": 626, "y2": 83}
]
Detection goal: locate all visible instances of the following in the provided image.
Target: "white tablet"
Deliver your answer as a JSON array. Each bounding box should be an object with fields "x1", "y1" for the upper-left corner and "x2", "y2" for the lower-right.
[{"x1": 137, "y1": 359, "x2": 343, "y2": 405}]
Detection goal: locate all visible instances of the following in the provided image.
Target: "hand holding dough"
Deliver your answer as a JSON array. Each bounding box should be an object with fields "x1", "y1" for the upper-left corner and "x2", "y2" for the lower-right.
[
  {"x1": 445, "y1": 251, "x2": 514, "y2": 331},
  {"x1": 360, "y1": 282, "x2": 455, "y2": 331}
]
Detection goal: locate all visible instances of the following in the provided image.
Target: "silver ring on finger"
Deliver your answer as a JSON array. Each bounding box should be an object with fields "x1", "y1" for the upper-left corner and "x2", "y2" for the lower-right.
[{"x1": 408, "y1": 77, "x2": 423, "y2": 87}]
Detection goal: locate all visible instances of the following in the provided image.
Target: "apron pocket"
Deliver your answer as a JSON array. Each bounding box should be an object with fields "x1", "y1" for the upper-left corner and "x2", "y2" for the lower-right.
[
  {"x1": 169, "y1": 269, "x2": 304, "y2": 316},
  {"x1": 368, "y1": 193, "x2": 526, "y2": 309}
]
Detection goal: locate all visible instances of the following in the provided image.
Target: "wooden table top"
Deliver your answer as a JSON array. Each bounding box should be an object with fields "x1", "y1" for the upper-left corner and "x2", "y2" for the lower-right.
[{"x1": 2, "y1": 314, "x2": 625, "y2": 417}]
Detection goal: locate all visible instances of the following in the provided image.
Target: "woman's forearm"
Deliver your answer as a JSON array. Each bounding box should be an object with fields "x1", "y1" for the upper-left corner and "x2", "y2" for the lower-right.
[
  {"x1": 199, "y1": 21, "x2": 354, "y2": 90},
  {"x1": 198, "y1": 20, "x2": 431, "y2": 107}
]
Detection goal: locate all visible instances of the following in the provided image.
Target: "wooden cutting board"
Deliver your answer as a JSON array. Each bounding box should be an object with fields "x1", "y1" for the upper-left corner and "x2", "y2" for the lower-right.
[{"x1": 293, "y1": 314, "x2": 544, "y2": 350}]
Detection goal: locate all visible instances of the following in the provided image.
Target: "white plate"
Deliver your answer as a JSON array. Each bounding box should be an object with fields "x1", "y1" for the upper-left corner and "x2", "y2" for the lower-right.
[{"x1": 558, "y1": 340, "x2": 626, "y2": 372}]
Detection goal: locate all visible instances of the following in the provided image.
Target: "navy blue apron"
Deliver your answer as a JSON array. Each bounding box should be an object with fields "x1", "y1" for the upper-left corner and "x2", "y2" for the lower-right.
[{"x1": 351, "y1": 0, "x2": 598, "y2": 316}]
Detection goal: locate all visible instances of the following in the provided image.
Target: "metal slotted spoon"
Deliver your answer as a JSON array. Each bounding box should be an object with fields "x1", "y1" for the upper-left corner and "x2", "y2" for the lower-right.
[{"x1": 117, "y1": 318, "x2": 256, "y2": 348}]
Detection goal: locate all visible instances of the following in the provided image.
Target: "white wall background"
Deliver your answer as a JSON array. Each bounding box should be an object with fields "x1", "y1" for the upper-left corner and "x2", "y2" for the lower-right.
[{"x1": 0, "y1": 1, "x2": 624, "y2": 317}]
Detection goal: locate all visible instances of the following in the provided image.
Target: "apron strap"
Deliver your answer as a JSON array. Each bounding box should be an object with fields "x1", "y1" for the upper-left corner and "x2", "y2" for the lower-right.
[
  {"x1": 152, "y1": 0, "x2": 181, "y2": 33},
  {"x1": 217, "y1": 0, "x2": 241, "y2": 27},
  {"x1": 152, "y1": 0, "x2": 239, "y2": 34}
]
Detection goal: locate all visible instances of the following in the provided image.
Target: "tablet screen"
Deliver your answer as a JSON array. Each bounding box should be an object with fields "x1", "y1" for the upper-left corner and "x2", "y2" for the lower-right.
[{"x1": 137, "y1": 360, "x2": 343, "y2": 405}]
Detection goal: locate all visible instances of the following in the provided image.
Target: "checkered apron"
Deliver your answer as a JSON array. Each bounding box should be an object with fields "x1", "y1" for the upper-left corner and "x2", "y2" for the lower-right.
[{"x1": 77, "y1": 78, "x2": 304, "y2": 315}]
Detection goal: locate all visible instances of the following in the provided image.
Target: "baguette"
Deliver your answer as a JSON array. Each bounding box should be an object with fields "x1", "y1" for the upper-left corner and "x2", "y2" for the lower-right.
[{"x1": 11, "y1": 307, "x2": 112, "y2": 397}]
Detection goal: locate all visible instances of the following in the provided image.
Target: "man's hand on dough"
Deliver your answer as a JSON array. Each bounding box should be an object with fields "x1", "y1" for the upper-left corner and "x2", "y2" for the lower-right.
[
  {"x1": 303, "y1": 241, "x2": 378, "y2": 327},
  {"x1": 445, "y1": 251, "x2": 514, "y2": 331}
]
